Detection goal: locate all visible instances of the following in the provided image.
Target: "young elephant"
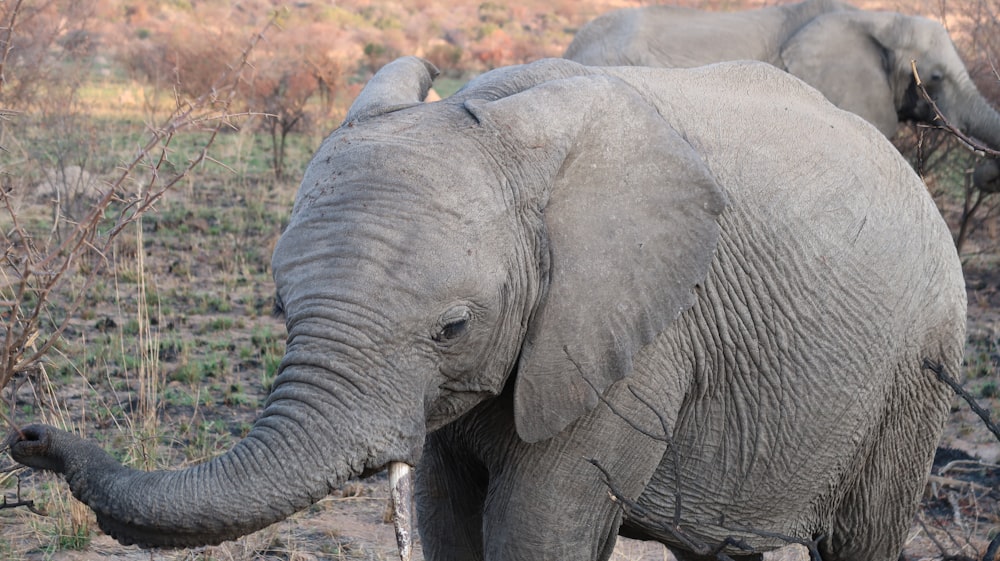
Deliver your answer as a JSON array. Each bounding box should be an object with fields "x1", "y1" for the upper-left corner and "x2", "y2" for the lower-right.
[
  {"x1": 565, "y1": 0, "x2": 1000, "y2": 192},
  {"x1": 8, "y1": 57, "x2": 966, "y2": 561}
]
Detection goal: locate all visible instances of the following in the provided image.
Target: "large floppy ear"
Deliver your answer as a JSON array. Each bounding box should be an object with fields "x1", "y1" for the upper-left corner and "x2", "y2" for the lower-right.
[
  {"x1": 465, "y1": 73, "x2": 727, "y2": 443},
  {"x1": 343, "y1": 56, "x2": 440, "y2": 124},
  {"x1": 780, "y1": 12, "x2": 899, "y2": 137}
]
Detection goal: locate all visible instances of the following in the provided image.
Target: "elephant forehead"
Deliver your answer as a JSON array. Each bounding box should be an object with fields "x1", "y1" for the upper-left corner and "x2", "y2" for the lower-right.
[
  {"x1": 294, "y1": 129, "x2": 499, "y2": 214},
  {"x1": 275, "y1": 195, "x2": 512, "y2": 282},
  {"x1": 273, "y1": 141, "x2": 519, "y2": 312}
]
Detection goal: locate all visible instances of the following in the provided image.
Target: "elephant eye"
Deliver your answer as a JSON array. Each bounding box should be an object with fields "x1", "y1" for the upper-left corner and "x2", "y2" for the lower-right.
[
  {"x1": 434, "y1": 306, "x2": 472, "y2": 343},
  {"x1": 272, "y1": 292, "x2": 286, "y2": 319}
]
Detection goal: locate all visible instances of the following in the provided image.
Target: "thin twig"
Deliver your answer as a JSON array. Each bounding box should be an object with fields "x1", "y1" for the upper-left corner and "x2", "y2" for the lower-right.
[
  {"x1": 911, "y1": 60, "x2": 1000, "y2": 158},
  {"x1": 923, "y1": 358, "x2": 1000, "y2": 445}
]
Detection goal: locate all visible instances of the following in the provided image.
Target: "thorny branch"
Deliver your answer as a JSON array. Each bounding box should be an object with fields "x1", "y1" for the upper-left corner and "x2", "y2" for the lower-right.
[
  {"x1": 588, "y1": 459, "x2": 752, "y2": 561},
  {"x1": 924, "y1": 358, "x2": 1000, "y2": 445},
  {"x1": 911, "y1": 60, "x2": 1000, "y2": 159},
  {"x1": 0, "y1": 466, "x2": 45, "y2": 515}
]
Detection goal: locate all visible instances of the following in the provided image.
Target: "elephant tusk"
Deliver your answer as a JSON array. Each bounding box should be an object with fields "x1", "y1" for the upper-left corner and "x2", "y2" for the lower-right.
[{"x1": 388, "y1": 461, "x2": 414, "y2": 561}]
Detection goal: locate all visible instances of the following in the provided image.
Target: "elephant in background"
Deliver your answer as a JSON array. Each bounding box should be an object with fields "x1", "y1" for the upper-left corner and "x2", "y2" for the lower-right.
[
  {"x1": 565, "y1": 0, "x2": 1000, "y2": 192},
  {"x1": 8, "y1": 57, "x2": 967, "y2": 561}
]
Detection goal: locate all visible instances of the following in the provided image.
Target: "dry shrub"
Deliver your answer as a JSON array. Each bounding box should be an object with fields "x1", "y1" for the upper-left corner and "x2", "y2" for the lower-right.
[
  {"x1": 0, "y1": 1, "x2": 97, "y2": 110},
  {"x1": 122, "y1": 25, "x2": 243, "y2": 103},
  {"x1": 244, "y1": 28, "x2": 348, "y2": 178}
]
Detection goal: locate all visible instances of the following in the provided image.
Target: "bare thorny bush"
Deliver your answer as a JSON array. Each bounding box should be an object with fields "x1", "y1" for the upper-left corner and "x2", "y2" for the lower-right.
[{"x1": 0, "y1": 6, "x2": 281, "y2": 509}]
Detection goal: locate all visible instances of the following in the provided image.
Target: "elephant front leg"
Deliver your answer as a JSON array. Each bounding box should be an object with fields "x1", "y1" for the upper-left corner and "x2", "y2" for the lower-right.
[
  {"x1": 416, "y1": 429, "x2": 489, "y2": 561},
  {"x1": 481, "y1": 464, "x2": 626, "y2": 561},
  {"x1": 479, "y1": 421, "x2": 667, "y2": 560}
]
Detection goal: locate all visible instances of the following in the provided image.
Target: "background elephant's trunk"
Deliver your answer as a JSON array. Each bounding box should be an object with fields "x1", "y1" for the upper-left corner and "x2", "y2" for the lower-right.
[
  {"x1": 951, "y1": 87, "x2": 1000, "y2": 191},
  {"x1": 959, "y1": 92, "x2": 1000, "y2": 151},
  {"x1": 9, "y1": 364, "x2": 414, "y2": 548}
]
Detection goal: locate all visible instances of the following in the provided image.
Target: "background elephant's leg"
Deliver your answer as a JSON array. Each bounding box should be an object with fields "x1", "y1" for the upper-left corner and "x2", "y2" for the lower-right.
[
  {"x1": 416, "y1": 430, "x2": 488, "y2": 561},
  {"x1": 821, "y1": 364, "x2": 951, "y2": 561}
]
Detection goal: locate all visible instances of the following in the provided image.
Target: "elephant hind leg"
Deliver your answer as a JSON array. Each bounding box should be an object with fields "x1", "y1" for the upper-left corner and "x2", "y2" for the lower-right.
[
  {"x1": 822, "y1": 367, "x2": 950, "y2": 561},
  {"x1": 415, "y1": 429, "x2": 489, "y2": 561}
]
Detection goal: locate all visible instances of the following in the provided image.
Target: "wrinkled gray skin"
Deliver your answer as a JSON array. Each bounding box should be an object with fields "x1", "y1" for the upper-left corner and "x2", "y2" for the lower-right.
[
  {"x1": 565, "y1": 0, "x2": 1000, "y2": 193},
  {"x1": 9, "y1": 57, "x2": 967, "y2": 561}
]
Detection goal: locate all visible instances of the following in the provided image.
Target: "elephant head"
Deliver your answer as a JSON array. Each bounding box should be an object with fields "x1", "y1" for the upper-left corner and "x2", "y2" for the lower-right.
[
  {"x1": 566, "y1": 1, "x2": 1000, "y2": 191},
  {"x1": 780, "y1": 11, "x2": 1000, "y2": 158},
  {"x1": 6, "y1": 56, "x2": 725, "y2": 548}
]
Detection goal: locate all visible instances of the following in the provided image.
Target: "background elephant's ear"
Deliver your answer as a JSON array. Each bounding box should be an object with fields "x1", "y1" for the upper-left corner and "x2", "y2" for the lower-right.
[
  {"x1": 343, "y1": 57, "x2": 440, "y2": 124},
  {"x1": 780, "y1": 13, "x2": 899, "y2": 137},
  {"x1": 466, "y1": 72, "x2": 727, "y2": 443}
]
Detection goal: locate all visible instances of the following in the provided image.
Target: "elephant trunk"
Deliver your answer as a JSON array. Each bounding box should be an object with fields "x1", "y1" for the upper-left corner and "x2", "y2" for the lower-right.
[
  {"x1": 959, "y1": 92, "x2": 1000, "y2": 151},
  {"x1": 953, "y1": 87, "x2": 1000, "y2": 192},
  {"x1": 8, "y1": 364, "x2": 419, "y2": 548}
]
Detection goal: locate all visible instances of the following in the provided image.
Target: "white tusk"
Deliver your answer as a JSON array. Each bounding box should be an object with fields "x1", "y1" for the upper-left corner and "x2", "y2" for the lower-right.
[{"x1": 389, "y1": 461, "x2": 414, "y2": 561}]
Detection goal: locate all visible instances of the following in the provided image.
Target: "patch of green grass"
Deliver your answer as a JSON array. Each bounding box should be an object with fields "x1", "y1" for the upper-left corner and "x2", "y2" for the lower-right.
[
  {"x1": 181, "y1": 419, "x2": 234, "y2": 462},
  {"x1": 24, "y1": 479, "x2": 94, "y2": 554},
  {"x1": 169, "y1": 362, "x2": 200, "y2": 385},
  {"x1": 161, "y1": 386, "x2": 200, "y2": 408},
  {"x1": 168, "y1": 353, "x2": 229, "y2": 385},
  {"x1": 195, "y1": 294, "x2": 233, "y2": 314},
  {"x1": 158, "y1": 336, "x2": 188, "y2": 362},
  {"x1": 223, "y1": 382, "x2": 254, "y2": 407},
  {"x1": 250, "y1": 324, "x2": 284, "y2": 391},
  {"x1": 200, "y1": 353, "x2": 230, "y2": 379},
  {"x1": 251, "y1": 324, "x2": 283, "y2": 354},
  {"x1": 262, "y1": 354, "x2": 282, "y2": 392},
  {"x1": 203, "y1": 316, "x2": 235, "y2": 333},
  {"x1": 121, "y1": 351, "x2": 143, "y2": 371},
  {"x1": 56, "y1": 525, "x2": 92, "y2": 551},
  {"x1": 0, "y1": 537, "x2": 14, "y2": 559},
  {"x1": 980, "y1": 380, "x2": 999, "y2": 398},
  {"x1": 122, "y1": 317, "x2": 141, "y2": 335}
]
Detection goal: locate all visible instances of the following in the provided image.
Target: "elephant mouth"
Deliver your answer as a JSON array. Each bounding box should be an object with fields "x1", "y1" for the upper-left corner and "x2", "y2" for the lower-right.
[{"x1": 388, "y1": 461, "x2": 415, "y2": 561}]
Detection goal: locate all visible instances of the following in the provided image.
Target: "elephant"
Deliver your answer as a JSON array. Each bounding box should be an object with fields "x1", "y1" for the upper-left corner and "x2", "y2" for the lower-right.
[
  {"x1": 7, "y1": 56, "x2": 967, "y2": 561},
  {"x1": 564, "y1": 0, "x2": 1000, "y2": 193}
]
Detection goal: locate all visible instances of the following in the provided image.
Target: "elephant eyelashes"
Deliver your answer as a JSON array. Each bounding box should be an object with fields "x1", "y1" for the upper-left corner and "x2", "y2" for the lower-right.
[{"x1": 433, "y1": 306, "x2": 472, "y2": 343}]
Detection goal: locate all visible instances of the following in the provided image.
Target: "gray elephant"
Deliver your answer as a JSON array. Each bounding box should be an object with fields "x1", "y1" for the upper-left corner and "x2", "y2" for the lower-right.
[
  {"x1": 565, "y1": 0, "x2": 1000, "y2": 192},
  {"x1": 7, "y1": 57, "x2": 967, "y2": 561}
]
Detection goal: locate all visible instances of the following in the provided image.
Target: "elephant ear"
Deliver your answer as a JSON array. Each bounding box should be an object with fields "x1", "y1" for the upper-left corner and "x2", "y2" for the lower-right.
[
  {"x1": 465, "y1": 72, "x2": 727, "y2": 443},
  {"x1": 780, "y1": 13, "x2": 899, "y2": 137},
  {"x1": 343, "y1": 56, "x2": 440, "y2": 124}
]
